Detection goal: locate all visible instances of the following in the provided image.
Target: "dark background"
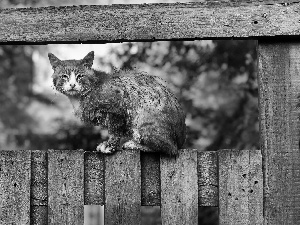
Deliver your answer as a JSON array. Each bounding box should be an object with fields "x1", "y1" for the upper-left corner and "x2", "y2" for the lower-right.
[{"x1": 0, "y1": 1, "x2": 258, "y2": 224}]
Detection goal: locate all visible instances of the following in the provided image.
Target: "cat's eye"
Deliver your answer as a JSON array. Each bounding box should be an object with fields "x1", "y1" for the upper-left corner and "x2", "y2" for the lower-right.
[
  {"x1": 77, "y1": 74, "x2": 83, "y2": 79},
  {"x1": 61, "y1": 74, "x2": 68, "y2": 79}
]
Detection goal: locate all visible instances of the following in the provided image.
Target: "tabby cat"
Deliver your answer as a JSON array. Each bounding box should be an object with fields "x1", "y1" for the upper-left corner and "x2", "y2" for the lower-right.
[{"x1": 48, "y1": 51, "x2": 186, "y2": 156}]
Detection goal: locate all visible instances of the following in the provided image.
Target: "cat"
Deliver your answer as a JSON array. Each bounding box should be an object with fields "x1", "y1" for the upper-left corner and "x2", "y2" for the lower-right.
[{"x1": 48, "y1": 51, "x2": 186, "y2": 156}]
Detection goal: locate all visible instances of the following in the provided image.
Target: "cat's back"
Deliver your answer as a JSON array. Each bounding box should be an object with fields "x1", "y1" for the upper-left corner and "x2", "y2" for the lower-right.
[
  {"x1": 113, "y1": 70, "x2": 183, "y2": 113},
  {"x1": 115, "y1": 70, "x2": 171, "y2": 97}
]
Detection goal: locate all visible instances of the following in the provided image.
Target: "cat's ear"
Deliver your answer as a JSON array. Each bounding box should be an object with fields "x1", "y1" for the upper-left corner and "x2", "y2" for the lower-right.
[
  {"x1": 81, "y1": 51, "x2": 94, "y2": 68},
  {"x1": 48, "y1": 53, "x2": 62, "y2": 69}
]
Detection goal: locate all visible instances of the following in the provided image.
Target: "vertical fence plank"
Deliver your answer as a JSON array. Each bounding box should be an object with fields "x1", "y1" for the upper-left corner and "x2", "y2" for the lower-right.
[
  {"x1": 31, "y1": 150, "x2": 48, "y2": 225},
  {"x1": 258, "y1": 43, "x2": 300, "y2": 224},
  {"x1": 218, "y1": 149, "x2": 263, "y2": 225},
  {"x1": 84, "y1": 151, "x2": 104, "y2": 205},
  {"x1": 105, "y1": 150, "x2": 141, "y2": 225},
  {"x1": 198, "y1": 151, "x2": 218, "y2": 206},
  {"x1": 141, "y1": 152, "x2": 160, "y2": 206},
  {"x1": 248, "y1": 150, "x2": 264, "y2": 225},
  {"x1": 48, "y1": 149, "x2": 84, "y2": 225},
  {"x1": 160, "y1": 149, "x2": 198, "y2": 225},
  {"x1": 0, "y1": 150, "x2": 31, "y2": 225}
]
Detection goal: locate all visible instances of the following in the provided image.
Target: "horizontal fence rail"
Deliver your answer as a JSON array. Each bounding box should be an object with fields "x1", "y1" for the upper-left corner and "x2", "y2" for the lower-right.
[
  {"x1": 1, "y1": 2, "x2": 300, "y2": 43},
  {"x1": 0, "y1": 149, "x2": 263, "y2": 225}
]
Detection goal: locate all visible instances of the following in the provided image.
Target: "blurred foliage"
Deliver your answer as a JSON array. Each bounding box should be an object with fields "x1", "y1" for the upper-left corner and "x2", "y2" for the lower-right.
[
  {"x1": 0, "y1": 0, "x2": 38, "y2": 8},
  {"x1": 0, "y1": 45, "x2": 35, "y2": 149}
]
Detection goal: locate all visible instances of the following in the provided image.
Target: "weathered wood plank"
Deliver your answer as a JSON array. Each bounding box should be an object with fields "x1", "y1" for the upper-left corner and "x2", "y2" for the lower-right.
[
  {"x1": 48, "y1": 150, "x2": 84, "y2": 224},
  {"x1": 160, "y1": 149, "x2": 198, "y2": 225},
  {"x1": 218, "y1": 149, "x2": 263, "y2": 225},
  {"x1": 31, "y1": 150, "x2": 48, "y2": 225},
  {"x1": 1, "y1": 2, "x2": 300, "y2": 43},
  {"x1": 105, "y1": 150, "x2": 141, "y2": 225},
  {"x1": 248, "y1": 150, "x2": 264, "y2": 224},
  {"x1": 258, "y1": 43, "x2": 300, "y2": 224},
  {"x1": 0, "y1": 150, "x2": 31, "y2": 225},
  {"x1": 84, "y1": 151, "x2": 104, "y2": 205},
  {"x1": 141, "y1": 152, "x2": 160, "y2": 206},
  {"x1": 198, "y1": 151, "x2": 218, "y2": 206},
  {"x1": 83, "y1": 150, "x2": 220, "y2": 207}
]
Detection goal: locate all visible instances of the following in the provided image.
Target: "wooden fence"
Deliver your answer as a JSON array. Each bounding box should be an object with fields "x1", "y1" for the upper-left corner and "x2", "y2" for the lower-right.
[
  {"x1": 0, "y1": 149, "x2": 262, "y2": 224},
  {"x1": 1, "y1": 1, "x2": 300, "y2": 224}
]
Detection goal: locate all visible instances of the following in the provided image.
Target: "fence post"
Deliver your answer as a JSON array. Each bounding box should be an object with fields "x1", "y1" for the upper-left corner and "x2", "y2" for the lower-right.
[
  {"x1": 141, "y1": 152, "x2": 161, "y2": 206},
  {"x1": 0, "y1": 150, "x2": 31, "y2": 225},
  {"x1": 84, "y1": 151, "x2": 105, "y2": 205},
  {"x1": 198, "y1": 151, "x2": 218, "y2": 207},
  {"x1": 104, "y1": 150, "x2": 141, "y2": 225},
  {"x1": 31, "y1": 150, "x2": 48, "y2": 224},
  {"x1": 48, "y1": 149, "x2": 84, "y2": 224},
  {"x1": 258, "y1": 43, "x2": 300, "y2": 224},
  {"x1": 160, "y1": 149, "x2": 198, "y2": 225},
  {"x1": 218, "y1": 149, "x2": 263, "y2": 225}
]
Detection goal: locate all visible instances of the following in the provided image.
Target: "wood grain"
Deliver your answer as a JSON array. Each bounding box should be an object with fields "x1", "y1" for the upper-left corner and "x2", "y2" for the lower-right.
[
  {"x1": 218, "y1": 149, "x2": 263, "y2": 225},
  {"x1": 141, "y1": 152, "x2": 160, "y2": 206},
  {"x1": 198, "y1": 151, "x2": 218, "y2": 206},
  {"x1": 48, "y1": 150, "x2": 84, "y2": 225},
  {"x1": 104, "y1": 150, "x2": 141, "y2": 225},
  {"x1": 31, "y1": 150, "x2": 48, "y2": 225},
  {"x1": 0, "y1": 150, "x2": 31, "y2": 225},
  {"x1": 258, "y1": 43, "x2": 300, "y2": 224},
  {"x1": 84, "y1": 150, "x2": 220, "y2": 207},
  {"x1": 84, "y1": 151, "x2": 104, "y2": 205},
  {"x1": 160, "y1": 149, "x2": 198, "y2": 225},
  {"x1": 1, "y1": 2, "x2": 300, "y2": 43}
]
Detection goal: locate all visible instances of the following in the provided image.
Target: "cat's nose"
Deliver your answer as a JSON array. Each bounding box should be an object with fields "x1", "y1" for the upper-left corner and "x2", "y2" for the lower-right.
[{"x1": 70, "y1": 83, "x2": 76, "y2": 88}]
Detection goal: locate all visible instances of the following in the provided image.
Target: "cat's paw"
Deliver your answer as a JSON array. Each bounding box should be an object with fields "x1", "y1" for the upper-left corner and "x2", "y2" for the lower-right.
[
  {"x1": 96, "y1": 142, "x2": 117, "y2": 154},
  {"x1": 122, "y1": 140, "x2": 152, "y2": 152},
  {"x1": 122, "y1": 140, "x2": 139, "y2": 150}
]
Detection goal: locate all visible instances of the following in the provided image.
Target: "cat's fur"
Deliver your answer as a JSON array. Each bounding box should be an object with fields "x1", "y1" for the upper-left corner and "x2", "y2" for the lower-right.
[{"x1": 48, "y1": 51, "x2": 186, "y2": 156}]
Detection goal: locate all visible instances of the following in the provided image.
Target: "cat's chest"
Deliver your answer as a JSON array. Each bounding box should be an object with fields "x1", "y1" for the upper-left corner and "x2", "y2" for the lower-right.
[{"x1": 68, "y1": 96, "x2": 81, "y2": 115}]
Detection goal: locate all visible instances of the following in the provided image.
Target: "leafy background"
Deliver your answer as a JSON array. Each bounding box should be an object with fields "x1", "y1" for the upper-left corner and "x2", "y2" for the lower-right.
[{"x1": 0, "y1": 0, "x2": 258, "y2": 225}]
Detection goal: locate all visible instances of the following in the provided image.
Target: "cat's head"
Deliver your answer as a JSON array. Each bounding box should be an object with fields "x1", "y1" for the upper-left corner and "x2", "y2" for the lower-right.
[{"x1": 48, "y1": 51, "x2": 95, "y2": 97}]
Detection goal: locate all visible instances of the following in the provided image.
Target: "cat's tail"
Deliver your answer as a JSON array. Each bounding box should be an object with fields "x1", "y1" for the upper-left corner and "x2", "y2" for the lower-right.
[
  {"x1": 140, "y1": 133, "x2": 179, "y2": 156},
  {"x1": 133, "y1": 110, "x2": 186, "y2": 156}
]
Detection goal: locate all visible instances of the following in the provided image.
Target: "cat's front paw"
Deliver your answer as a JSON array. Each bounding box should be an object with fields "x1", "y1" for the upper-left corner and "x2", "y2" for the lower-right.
[
  {"x1": 122, "y1": 140, "x2": 139, "y2": 150},
  {"x1": 122, "y1": 140, "x2": 152, "y2": 152},
  {"x1": 96, "y1": 141, "x2": 117, "y2": 154}
]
